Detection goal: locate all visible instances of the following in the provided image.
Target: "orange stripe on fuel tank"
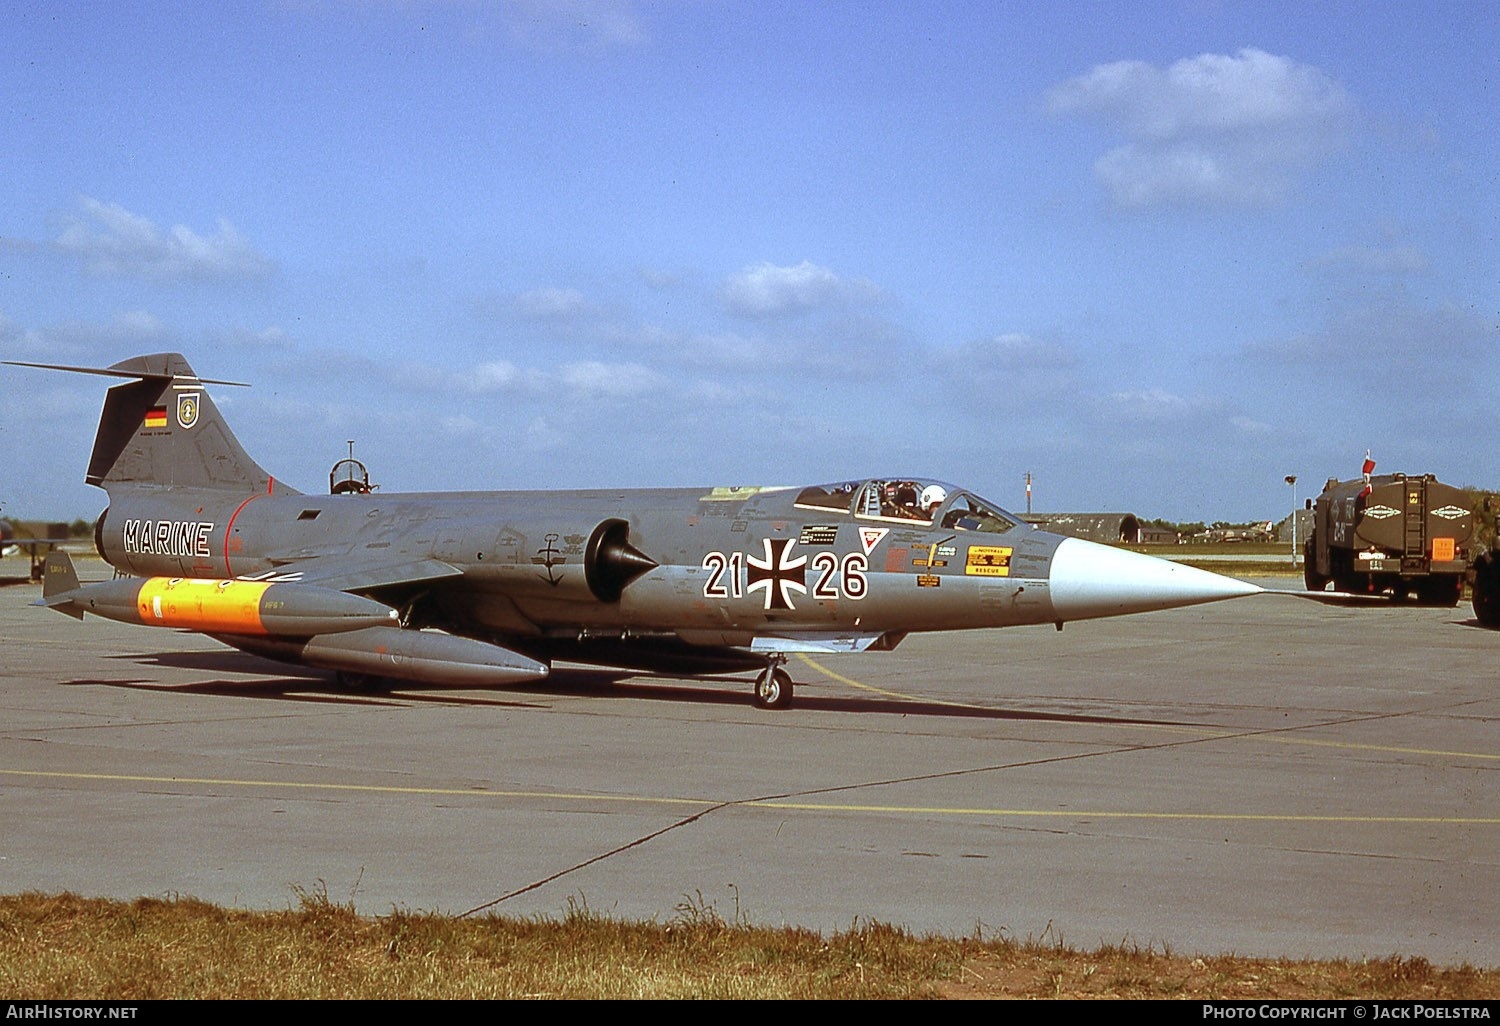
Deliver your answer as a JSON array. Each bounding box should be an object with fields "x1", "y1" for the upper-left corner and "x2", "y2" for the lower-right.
[{"x1": 135, "y1": 577, "x2": 274, "y2": 634}]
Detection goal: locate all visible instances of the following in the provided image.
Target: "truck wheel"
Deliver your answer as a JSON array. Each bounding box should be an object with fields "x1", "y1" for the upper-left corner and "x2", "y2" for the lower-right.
[
  {"x1": 1303, "y1": 540, "x2": 1329, "y2": 591},
  {"x1": 1407, "y1": 580, "x2": 1432, "y2": 605},
  {"x1": 1445, "y1": 579, "x2": 1463, "y2": 608},
  {"x1": 1473, "y1": 554, "x2": 1500, "y2": 627},
  {"x1": 1420, "y1": 576, "x2": 1462, "y2": 608}
]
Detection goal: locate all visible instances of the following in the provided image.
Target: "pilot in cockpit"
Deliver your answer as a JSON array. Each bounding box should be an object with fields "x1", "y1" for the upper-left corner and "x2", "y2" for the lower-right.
[{"x1": 919, "y1": 484, "x2": 947, "y2": 521}]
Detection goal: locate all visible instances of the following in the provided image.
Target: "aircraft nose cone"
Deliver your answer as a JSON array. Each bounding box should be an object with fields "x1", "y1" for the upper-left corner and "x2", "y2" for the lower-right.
[{"x1": 1048, "y1": 537, "x2": 1261, "y2": 621}]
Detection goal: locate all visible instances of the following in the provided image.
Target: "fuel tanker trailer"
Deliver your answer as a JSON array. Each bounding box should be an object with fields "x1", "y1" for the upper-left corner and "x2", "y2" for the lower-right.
[{"x1": 1303, "y1": 473, "x2": 1473, "y2": 605}]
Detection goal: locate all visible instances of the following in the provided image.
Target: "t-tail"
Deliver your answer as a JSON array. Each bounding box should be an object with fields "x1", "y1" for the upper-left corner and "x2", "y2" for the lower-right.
[{"x1": 3, "y1": 353, "x2": 299, "y2": 499}]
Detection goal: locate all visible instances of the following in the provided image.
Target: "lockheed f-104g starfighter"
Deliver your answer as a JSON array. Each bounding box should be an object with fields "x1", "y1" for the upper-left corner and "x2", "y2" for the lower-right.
[{"x1": 12, "y1": 353, "x2": 1259, "y2": 708}]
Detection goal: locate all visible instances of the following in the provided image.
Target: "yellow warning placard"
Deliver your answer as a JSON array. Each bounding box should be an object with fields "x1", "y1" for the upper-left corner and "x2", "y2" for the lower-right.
[
  {"x1": 1432, "y1": 537, "x2": 1455, "y2": 562},
  {"x1": 965, "y1": 545, "x2": 1012, "y2": 577}
]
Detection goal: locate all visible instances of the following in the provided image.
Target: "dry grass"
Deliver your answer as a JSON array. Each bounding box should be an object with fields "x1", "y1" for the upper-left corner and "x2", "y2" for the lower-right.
[{"x1": 1, "y1": 891, "x2": 1495, "y2": 999}]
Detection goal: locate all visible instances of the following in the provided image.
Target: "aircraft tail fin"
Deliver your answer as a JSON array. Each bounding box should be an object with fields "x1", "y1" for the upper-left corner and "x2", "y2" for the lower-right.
[
  {"x1": 38, "y1": 550, "x2": 85, "y2": 619},
  {"x1": 4, "y1": 353, "x2": 299, "y2": 497}
]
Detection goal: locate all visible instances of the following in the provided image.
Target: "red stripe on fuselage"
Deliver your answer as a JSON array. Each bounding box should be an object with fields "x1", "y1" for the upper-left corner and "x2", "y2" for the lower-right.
[{"x1": 221, "y1": 492, "x2": 265, "y2": 577}]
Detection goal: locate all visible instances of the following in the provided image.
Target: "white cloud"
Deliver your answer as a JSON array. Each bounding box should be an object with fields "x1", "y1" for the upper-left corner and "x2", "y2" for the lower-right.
[
  {"x1": 1104, "y1": 388, "x2": 1203, "y2": 421},
  {"x1": 393, "y1": 355, "x2": 665, "y2": 402},
  {"x1": 57, "y1": 198, "x2": 274, "y2": 282},
  {"x1": 513, "y1": 286, "x2": 591, "y2": 320},
  {"x1": 1048, "y1": 49, "x2": 1352, "y2": 208},
  {"x1": 662, "y1": 329, "x2": 766, "y2": 370},
  {"x1": 638, "y1": 267, "x2": 683, "y2": 290},
  {"x1": 1230, "y1": 415, "x2": 1275, "y2": 435},
  {"x1": 205, "y1": 325, "x2": 294, "y2": 352},
  {"x1": 113, "y1": 310, "x2": 167, "y2": 338},
  {"x1": 440, "y1": 414, "x2": 481, "y2": 436},
  {"x1": 1251, "y1": 292, "x2": 1490, "y2": 373},
  {"x1": 923, "y1": 333, "x2": 1080, "y2": 406},
  {"x1": 719, "y1": 260, "x2": 878, "y2": 318},
  {"x1": 2, "y1": 310, "x2": 175, "y2": 362},
  {"x1": 1308, "y1": 245, "x2": 1429, "y2": 276},
  {"x1": 960, "y1": 333, "x2": 1078, "y2": 370},
  {"x1": 522, "y1": 415, "x2": 566, "y2": 452},
  {"x1": 501, "y1": 0, "x2": 646, "y2": 52},
  {"x1": 388, "y1": 357, "x2": 530, "y2": 396},
  {"x1": 1099, "y1": 389, "x2": 1270, "y2": 432},
  {"x1": 557, "y1": 360, "x2": 664, "y2": 397},
  {"x1": 470, "y1": 360, "x2": 526, "y2": 391}
]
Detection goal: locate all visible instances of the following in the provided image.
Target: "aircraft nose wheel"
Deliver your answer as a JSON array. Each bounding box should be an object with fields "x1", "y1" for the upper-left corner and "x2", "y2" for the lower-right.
[{"x1": 754, "y1": 665, "x2": 794, "y2": 710}]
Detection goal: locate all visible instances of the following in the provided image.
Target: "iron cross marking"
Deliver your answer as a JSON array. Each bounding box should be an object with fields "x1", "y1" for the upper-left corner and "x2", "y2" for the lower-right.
[{"x1": 746, "y1": 537, "x2": 807, "y2": 611}]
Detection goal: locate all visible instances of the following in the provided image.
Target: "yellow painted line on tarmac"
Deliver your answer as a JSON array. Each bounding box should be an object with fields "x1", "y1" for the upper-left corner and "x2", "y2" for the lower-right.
[
  {"x1": 795, "y1": 655, "x2": 1500, "y2": 764},
  {"x1": 1170, "y1": 727, "x2": 1500, "y2": 763},
  {"x1": 0, "y1": 768, "x2": 715, "y2": 809},
  {"x1": 5, "y1": 768, "x2": 1497, "y2": 826},
  {"x1": 796, "y1": 653, "x2": 979, "y2": 708},
  {"x1": 8, "y1": 660, "x2": 1498, "y2": 828},
  {"x1": 752, "y1": 801, "x2": 1500, "y2": 825}
]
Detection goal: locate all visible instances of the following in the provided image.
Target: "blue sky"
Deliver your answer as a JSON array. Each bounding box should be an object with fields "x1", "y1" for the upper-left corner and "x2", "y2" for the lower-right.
[{"x1": 2, "y1": 0, "x2": 1495, "y2": 523}]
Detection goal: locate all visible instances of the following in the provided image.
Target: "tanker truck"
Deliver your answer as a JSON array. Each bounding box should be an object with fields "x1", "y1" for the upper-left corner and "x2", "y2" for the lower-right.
[{"x1": 1303, "y1": 473, "x2": 1473, "y2": 605}]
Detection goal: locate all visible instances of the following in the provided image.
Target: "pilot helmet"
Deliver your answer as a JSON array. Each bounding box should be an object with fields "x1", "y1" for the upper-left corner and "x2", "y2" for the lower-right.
[{"x1": 919, "y1": 484, "x2": 947, "y2": 511}]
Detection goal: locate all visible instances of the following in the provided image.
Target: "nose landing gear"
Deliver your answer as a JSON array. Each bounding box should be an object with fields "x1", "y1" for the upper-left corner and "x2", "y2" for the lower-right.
[{"x1": 754, "y1": 656, "x2": 794, "y2": 710}]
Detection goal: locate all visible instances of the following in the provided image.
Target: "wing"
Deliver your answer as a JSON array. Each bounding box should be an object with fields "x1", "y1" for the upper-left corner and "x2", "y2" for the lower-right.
[{"x1": 236, "y1": 553, "x2": 466, "y2": 594}]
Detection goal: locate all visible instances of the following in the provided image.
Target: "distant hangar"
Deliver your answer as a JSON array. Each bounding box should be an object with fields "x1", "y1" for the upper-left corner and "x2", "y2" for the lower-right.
[{"x1": 1022, "y1": 513, "x2": 1146, "y2": 544}]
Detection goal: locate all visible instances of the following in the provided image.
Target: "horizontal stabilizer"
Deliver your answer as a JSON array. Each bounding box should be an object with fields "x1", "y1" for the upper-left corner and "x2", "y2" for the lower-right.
[
  {"x1": 0, "y1": 358, "x2": 248, "y2": 387},
  {"x1": 37, "y1": 551, "x2": 85, "y2": 619}
]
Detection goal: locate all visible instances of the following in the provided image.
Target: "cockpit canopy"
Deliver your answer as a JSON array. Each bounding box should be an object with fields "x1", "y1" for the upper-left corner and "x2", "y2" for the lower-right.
[{"x1": 793, "y1": 479, "x2": 1020, "y2": 533}]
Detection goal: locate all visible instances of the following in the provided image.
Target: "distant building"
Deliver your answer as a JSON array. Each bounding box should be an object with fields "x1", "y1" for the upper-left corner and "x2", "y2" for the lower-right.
[
  {"x1": 1275, "y1": 509, "x2": 1315, "y2": 545},
  {"x1": 1138, "y1": 524, "x2": 1182, "y2": 545},
  {"x1": 1022, "y1": 513, "x2": 1142, "y2": 544}
]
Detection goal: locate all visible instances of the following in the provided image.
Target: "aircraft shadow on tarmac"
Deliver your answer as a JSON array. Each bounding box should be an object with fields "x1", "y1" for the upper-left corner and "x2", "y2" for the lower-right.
[{"x1": 57, "y1": 648, "x2": 1190, "y2": 726}]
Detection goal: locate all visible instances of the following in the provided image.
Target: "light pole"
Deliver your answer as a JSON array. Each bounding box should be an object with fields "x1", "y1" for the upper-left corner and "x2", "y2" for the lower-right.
[{"x1": 1285, "y1": 475, "x2": 1298, "y2": 565}]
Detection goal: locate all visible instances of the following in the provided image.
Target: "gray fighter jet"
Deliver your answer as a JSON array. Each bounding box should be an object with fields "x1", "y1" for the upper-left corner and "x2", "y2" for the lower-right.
[
  {"x1": 0, "y1": 518, "x2": 72, "y2": 581},
  {"x1": 11, "y1": 353, "x2": 1259, "y2": 708}
]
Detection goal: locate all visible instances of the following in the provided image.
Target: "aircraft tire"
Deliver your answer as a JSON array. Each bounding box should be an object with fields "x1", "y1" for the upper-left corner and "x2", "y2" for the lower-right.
[
  {"x1": 754, "y1": 667, "x2": 793, "y2": 710},
  {"x1": 336, "y1": 670, "x2": 389, "y2": 692}
]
